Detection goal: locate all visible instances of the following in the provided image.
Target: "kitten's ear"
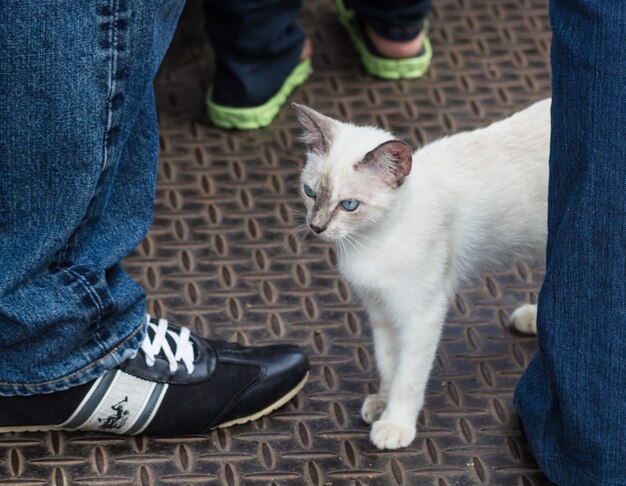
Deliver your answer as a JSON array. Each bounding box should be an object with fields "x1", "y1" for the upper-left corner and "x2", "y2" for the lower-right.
[
  {"x1": 292, "y1": 103, "x2": 336, "y2": 154},
  {"x1": 356, "y1": 140, "x2": 413, "y2": 187}
]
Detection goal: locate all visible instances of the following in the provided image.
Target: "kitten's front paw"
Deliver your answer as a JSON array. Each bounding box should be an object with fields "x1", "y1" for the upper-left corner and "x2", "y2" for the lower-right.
[
  {"x1": 370, "y1": 420, "x2": 416, "y2": 449},
  {"x1": 361, "y1": 394, "x2": 387, "y2": 424},
  {"x1": 511, "y1": 304, "x2": 537, "y2": 334}
]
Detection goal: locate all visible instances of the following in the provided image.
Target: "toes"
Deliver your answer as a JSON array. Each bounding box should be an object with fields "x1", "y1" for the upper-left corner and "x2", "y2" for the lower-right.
[
  {"x1": 370, "y1": 420, "x2": 416, "y2": 449},
  {"x1": 361, "y1": 394, "x2": 387, "y2": 424}
]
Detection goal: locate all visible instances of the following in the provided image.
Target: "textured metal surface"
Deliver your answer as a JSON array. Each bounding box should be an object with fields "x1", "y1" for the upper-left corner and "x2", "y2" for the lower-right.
[{"x1": 0, "y1": 0, "x2": 554, "y2": 484}]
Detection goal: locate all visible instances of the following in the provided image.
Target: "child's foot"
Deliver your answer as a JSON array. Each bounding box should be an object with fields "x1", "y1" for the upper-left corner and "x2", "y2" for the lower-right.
[
  {"x1": 335, "y1": 0, "x2": 432, "y2": 80},
  {"x1": 206, "y1": 38, "x2": 313, "y2": 131},
  {"x1": 364, "y1": 27, "x2": 425, "y2": 59},
  {"x1": 300, "y1": 37, "x2": 313, "y2": 62}
]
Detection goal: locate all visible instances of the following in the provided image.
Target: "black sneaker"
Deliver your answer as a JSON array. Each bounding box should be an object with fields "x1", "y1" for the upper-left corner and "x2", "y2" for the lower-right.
[{"x1": 0, "y1": 315, "x2": 309, "y2": 435}]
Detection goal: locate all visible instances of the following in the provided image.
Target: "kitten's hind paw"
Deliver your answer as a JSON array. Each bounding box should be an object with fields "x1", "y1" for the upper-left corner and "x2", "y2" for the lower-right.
[
  {"x1": 370, "y1": 420, "x2": 416, "y2": 449},
  {"x1": 361, "y1": 394, "x2": 387, "y2": 424},
  {"x1": 511, "y1": 304, "x2": 537, "y2": 334}
]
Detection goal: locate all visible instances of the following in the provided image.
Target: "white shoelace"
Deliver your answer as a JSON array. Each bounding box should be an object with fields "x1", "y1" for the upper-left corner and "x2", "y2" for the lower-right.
[{"x1": 140, "y1": 314, "x2": 195, "y2": 374}]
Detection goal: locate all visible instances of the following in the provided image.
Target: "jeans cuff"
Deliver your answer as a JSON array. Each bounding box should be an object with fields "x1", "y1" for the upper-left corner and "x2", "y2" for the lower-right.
[{"x1": 0, "y1": 317, "x2": 146, "y2": 396}]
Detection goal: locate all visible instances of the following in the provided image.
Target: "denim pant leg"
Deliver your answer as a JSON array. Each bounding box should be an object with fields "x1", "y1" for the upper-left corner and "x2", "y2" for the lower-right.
[
  {"x1": 0, "y1": 0, "x2": 185, "y2": 396},
  {"x1": 204, "y1": 0, "x2": 306, "y2": 107},
  {"x1": 514, "y1": 0, "x2": 626, "y2": 483},
  {"x1": 349, "y1": 0, "x2": 431, "y2": 41}
]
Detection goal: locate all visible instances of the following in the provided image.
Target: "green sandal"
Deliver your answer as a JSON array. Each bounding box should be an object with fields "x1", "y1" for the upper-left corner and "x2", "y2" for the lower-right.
[
  {"x1": 206, "y1": 57, "x2": 312, "y2": 130},
  {"x1": 335, "y1": 0, "x2": 432, "y2": 80}
]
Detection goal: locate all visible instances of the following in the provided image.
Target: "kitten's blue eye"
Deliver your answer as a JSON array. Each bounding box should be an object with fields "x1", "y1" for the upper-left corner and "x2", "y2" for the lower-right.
[
  {"x1": 303, "y1": 184, "x2": 316, "y2": 198},
  {"x1": 341, "y1": 199, "x2": 360, "y2": 211}
]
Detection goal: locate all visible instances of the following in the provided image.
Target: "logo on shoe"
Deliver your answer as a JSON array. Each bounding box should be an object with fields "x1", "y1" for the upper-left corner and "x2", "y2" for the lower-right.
[{"x1": 98, "y1": 397, "x2": 130, "y2": 430}]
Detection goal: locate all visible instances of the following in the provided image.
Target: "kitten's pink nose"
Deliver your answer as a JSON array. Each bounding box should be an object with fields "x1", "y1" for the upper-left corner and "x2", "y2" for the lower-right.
[{"x1": 309, "y1": 224, "x2": 324, "y2": 234}]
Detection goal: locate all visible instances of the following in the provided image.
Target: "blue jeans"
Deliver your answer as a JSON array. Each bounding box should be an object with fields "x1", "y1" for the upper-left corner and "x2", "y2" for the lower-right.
[
  {"x1": 514, "y1": 0, "x2": 626, "y2": 484},
  {"x1": 0, "y1": 1, "x2": 185, "y2": 396}
]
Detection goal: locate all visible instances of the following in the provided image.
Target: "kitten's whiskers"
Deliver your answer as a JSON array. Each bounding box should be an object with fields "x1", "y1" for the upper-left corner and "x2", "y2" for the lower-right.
[
  {"x1": 278, "y1": 222, "x2": 309, "y2": 256},
  {"x1": 352, "y1": 230, "x2": 378, "y2": 245},
  {"x1": 344, "y1": 234, "x2": 364, "y2": 257}
]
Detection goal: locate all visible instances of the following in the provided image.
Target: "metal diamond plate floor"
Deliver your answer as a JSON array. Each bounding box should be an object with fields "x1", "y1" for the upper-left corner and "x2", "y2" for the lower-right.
[{"x1": 0, "y1": 0, "x2": 554, "y2": 484}]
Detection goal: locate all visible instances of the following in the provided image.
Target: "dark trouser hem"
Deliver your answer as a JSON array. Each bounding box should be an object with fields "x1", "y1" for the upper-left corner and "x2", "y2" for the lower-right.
[
  {"x1": 204, "y1": 0, "x2": 306, "y2": 107},
  {"x1": 348, "y1": 0, "x2": 431, "y2": 41}
]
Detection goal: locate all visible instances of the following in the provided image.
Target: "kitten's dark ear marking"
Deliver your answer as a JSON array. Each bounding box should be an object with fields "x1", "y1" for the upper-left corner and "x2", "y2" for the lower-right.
[
  {"x1": 292, "y1": 103, "x2": 335, "y2": 154},
  {"x1": 356, "y1": 140, "x2": 413, "y2": 187}
]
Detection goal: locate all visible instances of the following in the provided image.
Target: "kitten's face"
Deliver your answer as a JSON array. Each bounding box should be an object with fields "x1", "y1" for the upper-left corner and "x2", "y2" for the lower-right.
[{"x1": 294, "y1": 104, "x2": 413, "y2": 243}]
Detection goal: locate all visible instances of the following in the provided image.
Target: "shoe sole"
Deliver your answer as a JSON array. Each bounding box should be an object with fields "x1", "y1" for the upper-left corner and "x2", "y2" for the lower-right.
[
  {"x1": 0, "y1": 424, "x2": 63, "y2": 433},
  {"x1": 206, "y1": 58, "x2": 312, "y2": 130},
  {"x1": 214, "y1": 371, "x2": 309, "y2": 429},
  {"x1": 0, "y1": 372, "x2": 309, "y2": 435}
]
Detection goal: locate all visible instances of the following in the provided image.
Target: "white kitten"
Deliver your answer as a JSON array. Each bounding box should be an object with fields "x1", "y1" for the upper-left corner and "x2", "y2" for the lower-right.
[{"x1": 294, "y1": 99, "x2": 549, "y2": 449}]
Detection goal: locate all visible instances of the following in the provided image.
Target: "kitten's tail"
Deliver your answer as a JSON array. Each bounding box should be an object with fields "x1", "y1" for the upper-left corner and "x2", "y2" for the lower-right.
[{"x1": 511, "y1": 304, "x2": 537, "y2": 334}]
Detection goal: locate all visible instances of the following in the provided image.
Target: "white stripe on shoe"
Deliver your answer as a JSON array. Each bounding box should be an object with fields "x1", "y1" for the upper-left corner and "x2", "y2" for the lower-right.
[
  {"x1": 60, "y1": 370, "x2": 168, "y2": 434},
  {"x1": 126, "y1": 381, "x2": 168, "y2": 435},
  {"x1": 60, "y1": 371, "x2": 115, "y2": 429}
]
